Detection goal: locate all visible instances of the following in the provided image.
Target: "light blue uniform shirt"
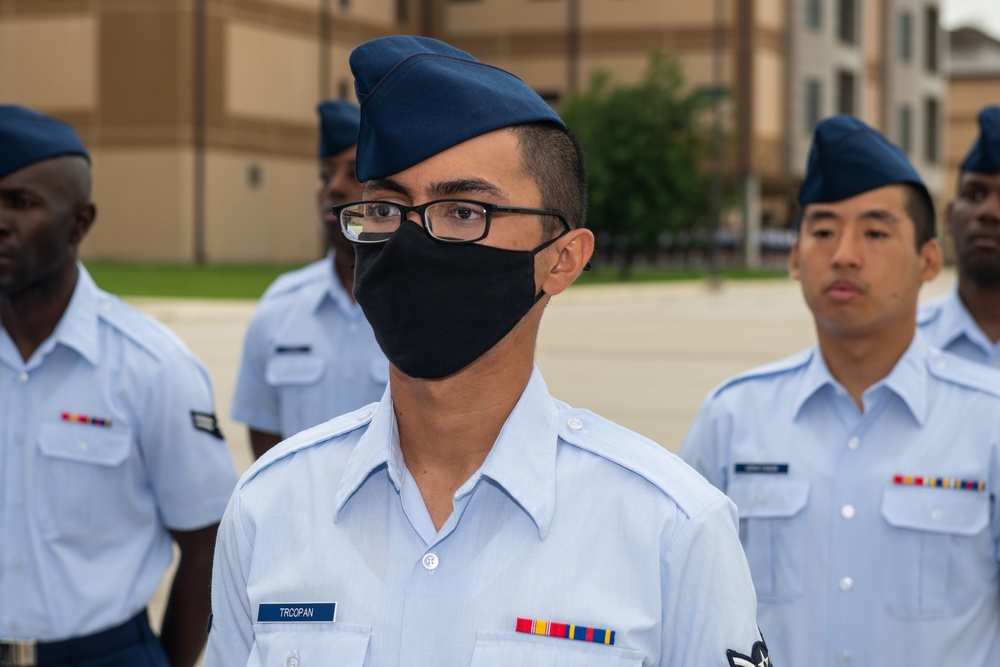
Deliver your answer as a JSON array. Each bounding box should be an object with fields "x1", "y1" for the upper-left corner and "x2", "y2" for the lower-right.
[
  {"x1": 207, "y1": 368, "x2": 766, "y2": 667},
  {"x1": 231, "y1": 257, "x2": 388, "y2": 438},
  {"x1": 0, "y1": 265, "x2": 238, "y2": 640},
  {"x1": 680, "y1": 334, "x2": 1000, "y2": 666},
  {"x1": 919, "y1": 287, "x2": 1000, "y2": 369}
]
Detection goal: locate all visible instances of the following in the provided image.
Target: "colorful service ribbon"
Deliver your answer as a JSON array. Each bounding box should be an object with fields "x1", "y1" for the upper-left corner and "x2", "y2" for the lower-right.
[
  {"x1": 893, "y1": 474, "x2": 984, "y2": 492},
  {"x1": 515, "y1": 617, "x2": 615, "y2": 645},
  {"x1": 61, "y1": 412, "x2": 112, "y2": 428}
]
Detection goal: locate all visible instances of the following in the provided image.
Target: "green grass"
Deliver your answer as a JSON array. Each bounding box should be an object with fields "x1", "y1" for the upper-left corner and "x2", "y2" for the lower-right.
[
  {"x1": 83, "y1": 260, "x2": 789, "y2": 299},
  {"x1": 85, "y1": 261, "x2": 303, "y2": 300}
]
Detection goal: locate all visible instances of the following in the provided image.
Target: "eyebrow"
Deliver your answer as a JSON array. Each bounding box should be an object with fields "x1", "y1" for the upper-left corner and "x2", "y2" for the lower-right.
[
  {"x1": 362, "y1": 177, "x2": 507, "y2": 201},
  {"x1": 802, "y1": 208, "x2": 901, "y2": 224}
]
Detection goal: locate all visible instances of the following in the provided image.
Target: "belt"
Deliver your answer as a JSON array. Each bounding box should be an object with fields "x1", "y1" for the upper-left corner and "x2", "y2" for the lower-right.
[{"x1": 0, "y1": 610, "x2": 151, "y2": 667}]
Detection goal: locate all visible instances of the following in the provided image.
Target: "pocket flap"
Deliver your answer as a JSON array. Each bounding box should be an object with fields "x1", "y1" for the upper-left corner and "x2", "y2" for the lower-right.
[
  {"x1": 729, "y1": 477, "x2": 810, "y2": 519},
  {"x1": 38, "y1": 422, "x2": 132, "y2": 467},
  {"x1": 881, "y1": 486, "x2": 989, "y2": 536},
  {"x1": 266, "y1": 355, "x2": 326, "y2": 386},
  {"x1": 254, "y1": 622, "x2": 371, "y2": 665}
]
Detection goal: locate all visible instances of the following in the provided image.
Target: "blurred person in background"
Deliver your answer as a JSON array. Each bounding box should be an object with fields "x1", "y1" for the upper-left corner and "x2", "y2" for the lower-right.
[
  {"x1": 681, "y1": 115, "x2": 1000, "y2": 666},
  {"x1": 0, "y1": 105, "x2": 237, "y2": 667},
  {"x1": 919, "y1": 105, "x2": 1000, "y2": 368},
  {"x1": 231, "y1": 100, "x2": 388, "y2": 459}
]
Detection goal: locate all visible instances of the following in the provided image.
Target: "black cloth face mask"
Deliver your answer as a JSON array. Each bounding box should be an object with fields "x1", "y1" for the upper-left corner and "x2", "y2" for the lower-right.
[{"x1": 353, "y1": 221, "x2": 563, "y2": 379}]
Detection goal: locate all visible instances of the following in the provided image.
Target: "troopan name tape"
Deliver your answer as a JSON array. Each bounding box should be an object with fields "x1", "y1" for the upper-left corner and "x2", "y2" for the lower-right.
[{"x1": 257, "y1": 603, "x2": 337, "y2": 623}]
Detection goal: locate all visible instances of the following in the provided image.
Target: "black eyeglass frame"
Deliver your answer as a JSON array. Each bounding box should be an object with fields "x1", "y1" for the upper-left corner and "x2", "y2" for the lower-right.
[{"x1": 332, "y1": 199, "x2": 571, "y2": 245}]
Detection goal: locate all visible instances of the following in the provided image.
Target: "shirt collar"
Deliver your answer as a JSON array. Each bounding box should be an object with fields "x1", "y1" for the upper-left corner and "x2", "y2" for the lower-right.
[
  {"x1": 315, "y1": 252, "x2": 360, "y2": 317},
  {"x1": 935, "y1": 286, "x2": 993, "y2": 354},
  {"x1": 333, "y1": 367, "x2": 559, "y2": 539},
  {"x1": 45, "y1": 262, "x2": 103, "y2": 366},
  {"x1": 792, "y1": 335, "x2": 929, "y2": 425}
]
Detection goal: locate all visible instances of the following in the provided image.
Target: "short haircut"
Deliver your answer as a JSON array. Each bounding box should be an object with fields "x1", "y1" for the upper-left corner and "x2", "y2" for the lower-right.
[
  {"x1": 510, "y1": 123, "x2": 588, "y2": 234},
  {"x1": 902, "y1": 184, "x2": 936, "y2": 250}
]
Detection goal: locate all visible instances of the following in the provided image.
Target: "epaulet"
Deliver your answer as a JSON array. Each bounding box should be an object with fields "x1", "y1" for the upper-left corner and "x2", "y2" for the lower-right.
[
  {"x1": 926, "y1": 348, "x2": 1000, "y2": 399},
  {"x1": 239, "y1": 403, "x2": 377, "y2": 487},
  {"x1": 557, "y1": 408, "x2": 726, "y2": 518},
  {"x1": 97, "y1": 293, "x2": 192, "y2": 362},
  {"x1": 917, "y1": 295, "x2": 946, "y2": 326},
  {"x1": 708, "y1": 348, "x2": 813, "y2": 399},
  {"x1": 260, "y1": 259, "x2": 328, "y2": 300}
]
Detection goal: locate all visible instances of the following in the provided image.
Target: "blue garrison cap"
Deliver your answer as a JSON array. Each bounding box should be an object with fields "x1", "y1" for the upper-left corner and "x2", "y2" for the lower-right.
[
  {"x1": 959, "y1": 105, "x2": 1000, "y2": 174},
  {"x1": 317, "y1": 100, "x2": 361, "y2": 159},
  {"x1": 0, "y1": 105, "x2": 90, "y2": 180},
  {"x1": 799, "y1": 115, "x2": 930, "y2": 211},
  {"x1": 350, "y1": 36, "x2": 565, "y2": 182}
]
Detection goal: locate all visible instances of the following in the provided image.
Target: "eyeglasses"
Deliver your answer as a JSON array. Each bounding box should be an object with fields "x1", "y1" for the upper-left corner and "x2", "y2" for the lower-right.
[{"x1": 332, "y1": 199, "x2": 571, "y2": 244}]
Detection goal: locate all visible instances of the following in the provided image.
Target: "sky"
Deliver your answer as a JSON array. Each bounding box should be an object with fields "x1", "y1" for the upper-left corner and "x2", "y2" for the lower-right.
[{"x1": 942, "y1": 0, "x2": 1000, "y2": 40}]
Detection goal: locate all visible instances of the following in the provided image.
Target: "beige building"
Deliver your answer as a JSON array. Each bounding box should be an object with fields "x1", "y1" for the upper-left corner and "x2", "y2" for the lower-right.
[{"x1": 1, "y1": 0, "x2": 947, "y2": 263}]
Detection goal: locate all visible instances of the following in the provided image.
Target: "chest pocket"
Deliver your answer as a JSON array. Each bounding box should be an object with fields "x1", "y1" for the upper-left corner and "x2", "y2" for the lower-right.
[
  {"x1": 471, "y1": 632, "x2": 643, "y2": 666},
  {"x1": 266, "y1": 354, "x2": 326, "y2": 387},
  {"x1": 36, "y1": 421, "x2": 132, "y2": 535},
  {"x1": 252, "y1": 622, "x2": 371, "y2": 666},
  {"x1": 881, "y1": 486, "x2": 992, "y2": 618},
  {"x1": 728, "y1": 477, "x2": 810, "y2": 603}
]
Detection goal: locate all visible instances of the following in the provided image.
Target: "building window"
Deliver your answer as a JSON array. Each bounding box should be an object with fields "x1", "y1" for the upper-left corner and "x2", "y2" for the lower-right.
[
  {"x1": 924, "y1": 97, "x2": 939, "y2": 164},
  {"x1": 924, "y1": 6, "x2": 939, "y2": 72},
  {"x1": 805, "y1": 0, "x2": 822, "y2": 29},
  {"x1": 838, "y1": 0, "x2": 857, "y2": 44},
  {"x1": 898, "y1": 105, "x2": 912, "y2": 154},
  {"x1": 836, "y1": 70, "x2": 856, "y2": 115},
  {"x1": 804, "y1": 80, "x2": 823, "y2": 133},
  {"x1": 899, "y1": 12, "x2": 912, "y2": 62}
]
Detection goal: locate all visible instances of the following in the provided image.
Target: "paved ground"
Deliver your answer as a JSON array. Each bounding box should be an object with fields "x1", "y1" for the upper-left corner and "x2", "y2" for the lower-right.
[{"x1": 139, "y1": 267, "x2": 955, "y2": 655}]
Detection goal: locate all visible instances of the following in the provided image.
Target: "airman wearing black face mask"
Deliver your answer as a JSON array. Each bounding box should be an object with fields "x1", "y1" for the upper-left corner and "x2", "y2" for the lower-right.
[{"x1": 207, "y1": 36, "x2": 768, "y2": 667}]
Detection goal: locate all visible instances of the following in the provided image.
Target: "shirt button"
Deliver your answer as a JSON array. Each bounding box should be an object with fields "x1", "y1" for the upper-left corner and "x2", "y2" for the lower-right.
[
  {"x1": 16, "y1": 371, "x2": 28, "y2": 384},
  {"x1": 839, "y1": 576, "x2": 854, "y2": 591},
  {"x1": 286, "y1": 651, "x2": 300, "y2": 667},
  {"x1": 9, "y1": 621, "x2": 18, "y2": 632},
  {"x1": 934, "y1": 360, "x2": 947, "y2": 371},
  {"x1": 77, "y1": 441, "x2": 89, "y2": 452},
  {"x1": 754, "y1": 494, "x2": 766, "y2": 504},
  {"x1": 422, "y1": 553, "x2": 439, "y2": 571},
  {"x1": 841, "y1": 504, "x2": 856, "y2": 519},
  {"x1": 931, "y1": 508, "x2": 943, "y2": 521},
  {"x1": 847, "y1": 436, "x2": 860, "y2": 450},
  {"x1": 838, "y1": 650, "x2": 852, "y2": 662},
  {"x1": 567, "y1": 418, "x2": 584, "y2": 431},
  {"x1": 344, "y1": 370, "x2": 356, "y2": 380},
  {"x1": 13, "y1": 497, "x2": 24, "y2": 507},
  {"x1": 356, "y1": 410, "x2": 372, "y2": 421},
  {"x1": 348, "y1": 323, "x2": 359, "y2": 334},
  {"x1": 10, "y1": 559, "x2": 21, "y2": 569},
  {"x1": 14, "y1": 434, "x2": 25, "y2": 445}
]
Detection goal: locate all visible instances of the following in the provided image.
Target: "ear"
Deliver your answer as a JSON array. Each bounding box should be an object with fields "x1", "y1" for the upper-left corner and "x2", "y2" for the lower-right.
[
  {"x1": 539, "y1": 228, "x2": 595, "y2": 297},
  {"x1": 788, "y1": 238, "x2": 801, "y2": 282},
  {"x1": 69, "y1": 202, "x2": 96, "y2": 247},
  {"x1": 918, "y1": 237, "x2": 943, "y2": 283}
]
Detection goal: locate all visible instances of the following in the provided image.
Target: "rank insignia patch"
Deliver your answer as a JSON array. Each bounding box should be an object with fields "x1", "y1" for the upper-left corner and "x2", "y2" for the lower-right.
[
  {"x1": 727, "y1": 640, "x2": 770, "y2": 667},
  {"x1": 191, "y1": 411, "x2": 224, "y2": 439}
]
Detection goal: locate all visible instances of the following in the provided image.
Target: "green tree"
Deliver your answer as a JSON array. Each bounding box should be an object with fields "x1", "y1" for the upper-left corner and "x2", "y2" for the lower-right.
[{"x1": 561, "y1": 54, "x2": 715, "y2": 276}]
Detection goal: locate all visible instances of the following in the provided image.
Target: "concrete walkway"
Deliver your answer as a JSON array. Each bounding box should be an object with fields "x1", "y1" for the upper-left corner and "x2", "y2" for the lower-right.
[{"x1": 138, "y1": 267, "x2": 955, "y2": 655}]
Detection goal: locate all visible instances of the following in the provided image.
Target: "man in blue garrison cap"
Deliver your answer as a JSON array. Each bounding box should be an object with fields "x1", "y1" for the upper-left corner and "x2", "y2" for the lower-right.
[
  {"x1": 231, "y1": 100, "x2": 388, "y2": 459},
  {"x1": 681, "y1": 114, "x2": 1000, "y2": 666},
  {"x1": 207, "y1": 36, "x2": 768, "y2": 667},
  {"x1": 0, "y1": 106, "x2": 237, "y2": 667},
  {"x1": 919, "y1": 105, "x2": 1000, "y2": 367}
]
